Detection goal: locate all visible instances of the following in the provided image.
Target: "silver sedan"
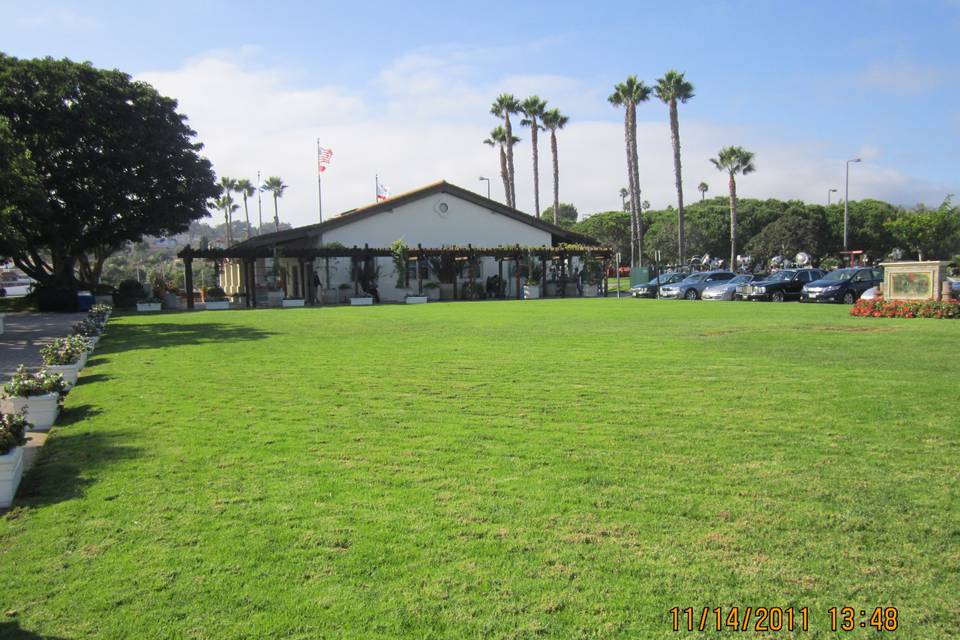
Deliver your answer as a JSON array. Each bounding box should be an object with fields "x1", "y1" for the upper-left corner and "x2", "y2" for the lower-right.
[{"x1": 702, "y1": 274, "x2": 765, "y2": 301}]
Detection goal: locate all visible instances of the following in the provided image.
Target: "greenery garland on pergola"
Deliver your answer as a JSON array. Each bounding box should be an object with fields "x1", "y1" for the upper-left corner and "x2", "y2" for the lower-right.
[{"x1": 177, "y1": 242, "x2": 614, "y2": 308}]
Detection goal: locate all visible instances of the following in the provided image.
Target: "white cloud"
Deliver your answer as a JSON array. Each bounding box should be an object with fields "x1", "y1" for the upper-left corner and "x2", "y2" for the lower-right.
[
  {"x1": 858, "y1": 61, "x2": 945, "y2": 95},
  {"x1": 137, "y1": 48, "x2": 955, "y2": 229}
]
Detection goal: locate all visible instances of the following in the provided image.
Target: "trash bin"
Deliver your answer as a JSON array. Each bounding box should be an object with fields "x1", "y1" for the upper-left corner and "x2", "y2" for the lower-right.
[{"x1": 77, "y1": 290, "x2": 95, "y2": 311}]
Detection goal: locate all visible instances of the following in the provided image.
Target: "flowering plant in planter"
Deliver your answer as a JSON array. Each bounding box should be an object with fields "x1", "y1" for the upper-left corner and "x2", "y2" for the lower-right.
[
  {"x1": 40, "y1": 338, "x2": 84, "y2": 366},
  {"x1": 851, "y1": 297, "x2": 960, "y2": 319},
  {"x1": 67, "y1": 334, "x2": 94, "y2": 353},
  {"x1": 0, "y1": 411, "x2": 28, "y2": 455},
  {"x1": 73, "y1": 318, "x2": 101, "y2": 337},
  {"x1": 3, "y1": 365, "x2": 66, "y2": 398}
]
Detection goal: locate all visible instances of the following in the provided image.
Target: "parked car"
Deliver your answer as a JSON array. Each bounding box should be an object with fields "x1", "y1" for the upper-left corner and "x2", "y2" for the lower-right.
[
  {"x1": 736, "y1": 268, "x2": 824, "y2": 302},
  {"x1": 802, "y1": 267, "x2": 883, "y2": 304},
  {"x1": 631, "y1": 272, "x2": 686, "y2": 298},
  {"x1": 702, "y1": 273, "x2": 768, "y2": 301},
  {"x1": 660, "y1": 270, "x2": 737, "y2": 300}
]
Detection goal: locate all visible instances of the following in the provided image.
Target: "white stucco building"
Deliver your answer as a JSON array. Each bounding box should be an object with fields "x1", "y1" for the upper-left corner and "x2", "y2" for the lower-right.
[{"x1": 209, "y1": 181, "x2": 602, "y2": 304}]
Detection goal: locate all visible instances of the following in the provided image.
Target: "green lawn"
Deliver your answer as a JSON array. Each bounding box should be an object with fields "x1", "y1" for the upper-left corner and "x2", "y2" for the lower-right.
[{"x1": 1, "y1": 300, "x2": 957, "y2": 638}]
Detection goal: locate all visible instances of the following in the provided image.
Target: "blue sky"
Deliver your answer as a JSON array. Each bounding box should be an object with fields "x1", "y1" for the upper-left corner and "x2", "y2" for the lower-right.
[{"x1": 2, "y1": 1, "x2": 958, "y2": 225}]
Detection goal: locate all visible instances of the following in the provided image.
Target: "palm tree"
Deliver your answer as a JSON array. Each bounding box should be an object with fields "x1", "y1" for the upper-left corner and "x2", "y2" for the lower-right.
[
  {"x1": 490, "y1": 93, "x2": 521, "y2": 208},
  {"x1": 235, "y1": 178, "x2": 256, "y2": 239},
  {"x1": 698, "y1": 182, "x2": 709, "y2": 202},
  {"x1": 541, "y1": 108, "x2": 568, "y2": 226},
  {"x1": 609, "y1": 76, "x2": 652, "y2": 266},
  {"x1": 709, "y1": 146, "x2": 756, "y2": 269},
  {"x1": 619, "y1": 187, "x2": 629, "y2": 211},
  {"x1": 483, "y1": 126, "x2": 519, "y2": 205},
  {"x1": 214, "y1": 194, "x2": 238, "y2": 246},
  {"x1": 520, "y1": 96, "x2": 548, "y2": 217},
  {"x1": 262, "y1": 176, "x2": 287, "y2": 232},
  {"x1": 655, "y1": 70, "x2": 695, "y2": 265},
  {"x1": 218, "y1": 177, "x2": 238, "y2": 244}
]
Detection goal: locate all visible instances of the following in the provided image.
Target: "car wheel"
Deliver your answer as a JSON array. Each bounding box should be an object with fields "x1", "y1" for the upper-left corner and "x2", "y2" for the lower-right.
[
  {"x1": 684, "y1": 289, "x2": 699, "y2": 300},
  {"x1": 842, "y1": 291, "x2": 856, "y2": 304},
  {"x1": 771, "y1": 291, "x2": 785, "y2": 302}
]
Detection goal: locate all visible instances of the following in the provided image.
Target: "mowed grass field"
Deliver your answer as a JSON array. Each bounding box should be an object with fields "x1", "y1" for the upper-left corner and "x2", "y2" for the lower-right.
[{"x1": 1, "y1": 299, "x2": 957, "y2": 639}]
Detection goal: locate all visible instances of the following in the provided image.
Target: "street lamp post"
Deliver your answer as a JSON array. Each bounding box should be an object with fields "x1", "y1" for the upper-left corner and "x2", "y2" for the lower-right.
[
  {"x1": 478, "y1": 176, "x2": 491, "y2": 200},
  {"x1": 827, "y1": 188, "x2": 837, "y2": 205},
  {"x1": 844, "y1": 158, "x2": 861, "y2": 250}
]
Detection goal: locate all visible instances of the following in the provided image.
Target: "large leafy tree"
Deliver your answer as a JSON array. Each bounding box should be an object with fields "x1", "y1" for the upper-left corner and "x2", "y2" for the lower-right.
[
  {"x1": 885, "y1": 198, "x2": 960, "y2": 261},
  {"x1": 483, "y1": 126, "x2": 519, "y2": 206},
  {"x1": 644, "y1": 218, "x2": 708, "y2": 266},
  {"x1": 710, "y1": 146, "x2": 756, "y2": 269},
  {"x1": 539, "y1": 202, "x2": 578, "y2": 228},
  {"x1": 745, "y1": 213, "x2": 829, "y2": 267},
  {"x1": 541, "y1": 108, "x2": 568, "y2": 224},
  {"x1": 654, "y1": 70, "x2": 695, "y2": 265},
  {"x1": 609, "y1": 76, "x2": 651, "y2": 267},
  {"x1": 490, "y1": 94, "x2": 521, "y2": 208},
  {"x1": 520, "y1": 96, "x2": 548, "y2": 217},
  {"x1": 0, "y1": 55, "x2": 217, "y2": 301},
  {"x1": 573, "y1": 211, "x2": 631, "y2": 262}
]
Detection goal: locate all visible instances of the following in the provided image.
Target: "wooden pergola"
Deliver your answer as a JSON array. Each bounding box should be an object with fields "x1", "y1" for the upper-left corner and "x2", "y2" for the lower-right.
[{"x1": 177, "y1": 243, "x2": 614, "y2": 309}]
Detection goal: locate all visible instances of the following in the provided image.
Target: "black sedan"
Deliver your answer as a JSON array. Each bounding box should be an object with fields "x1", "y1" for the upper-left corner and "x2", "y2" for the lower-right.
[
  {"x1": 802, "y1": 267, "x2": 883, "y2": 304},
  {"x1": 630, "y1": 272, "x2": 686, "y2": 298},
  {"x1": 736, "y1": 268, "x2": 825, "y2": 302}
]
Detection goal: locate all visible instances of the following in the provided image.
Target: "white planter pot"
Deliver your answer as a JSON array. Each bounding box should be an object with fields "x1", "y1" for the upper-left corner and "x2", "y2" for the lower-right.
[
  {"x1": 77, "y1": 351, "x2": 88, "y2": 369},
  {"x1": 136, "y1": 302, "x2": 161, "y2": 312},
  {"x1": 405, "y1": 296, "x2": 428, "y2": 304},
  {"x1": 2, "y1": 393, "x2": 60, "y2": 431},
  {"x1": 425, "y1": 288, "x2": 440, "y2": 301},
  {"x1": 205, "y1": 300, "x2": 230, "y2": 310},
  {"x1": 0, "y1": 446, "x2": 24, "y2": 509},
  {"x1": 282, "y1": 299, "x2": 305, "y2": 307},
  {"x1": 87, "y1": 335, "x2": 100, "y2": 351},
  {"x1": 524, "y1": 284, "x2": 541, "y2": 299},
  {"x1": 581, "y1": 284, "x2": 598, "y2": 297},
  {"x1": 338, "y1": 289, "x2": 353, "y2": 303},
  {"x1": 439, "y1": 283, "x2": 455, "y2": 301},
  {"x1": 94, "y1": 294, "x2": 114, "y2": 306},
  {"x1": 46, "y1": 363, "x2": 79, "y2": 389},
  {"x1": 350, "y1": 297, "x2": 373, "y2": 306},
  {"x1": 322, "y1": 289, "x2": 339, "y2": 304},
  {"x1": 266, "y1": 290, "x2": 284, "y2": 307}
]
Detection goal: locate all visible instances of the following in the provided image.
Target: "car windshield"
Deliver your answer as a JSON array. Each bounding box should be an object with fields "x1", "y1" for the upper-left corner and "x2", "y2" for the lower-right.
[
  {"x1": 730, "y1": 275, "x2": 752, "y2": 284},
  {"x1": 767, "y1": 270, "x2": 796, "y2": 282},
  {"x1": 821, "y1": 269, "x2": 856, "y2": 282},
  {"x1": 681, "y1": 273, "x2": 706, "y2": 283}
]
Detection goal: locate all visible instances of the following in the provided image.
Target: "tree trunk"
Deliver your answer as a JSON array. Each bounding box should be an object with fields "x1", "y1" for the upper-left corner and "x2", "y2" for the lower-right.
[
  {"x1": 504, "y1": 113, "x2": 516, "y2": 208},
  {"x1": 669, "y1": 99, "x2": 686, "y2": 265},
  {"x1": 551, "y1": 129, "x2": 559, "y2": 225},
  {"x1": 273, "y1": 195, "x2": 280, "y2": 232},
  {"x1": 224, "y1": 209, "x2": 231, "y2": 246},
  {"x1": 629, "y1": 103, "x2": 643, "y2": 267},
  {"x1": 531, "y1": 119, "x2": 540, "y2": 217},
  {"x1": 729, "y1": 174, "x2": 738, "y2": 269},
  {"x1": 243, "y1": 196, "x2": 252, "y2": 240},
  {"x1": 623, "y1": 108, "x2": 636, "y2": 267},
  {"x1": 499, "y1": 145, "x2": 510, "y2": 204}
]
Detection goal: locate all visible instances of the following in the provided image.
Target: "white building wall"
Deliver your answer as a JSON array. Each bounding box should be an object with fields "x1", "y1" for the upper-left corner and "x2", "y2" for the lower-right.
[{"x1": 316, "y1": 192, "x2": 553, "y2": 301}]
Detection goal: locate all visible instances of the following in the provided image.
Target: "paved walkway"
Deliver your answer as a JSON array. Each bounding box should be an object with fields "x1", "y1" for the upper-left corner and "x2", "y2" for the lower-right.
[{"x1": 1, "y1": 311, "x2": 87, "y2": 474}]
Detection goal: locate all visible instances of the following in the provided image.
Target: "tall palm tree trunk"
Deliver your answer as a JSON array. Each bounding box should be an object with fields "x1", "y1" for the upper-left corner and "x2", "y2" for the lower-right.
[
  {"x1": 242, "y1": 196, "x2": 252, "y2": 240},
  {"x1": 629, "y1": 104, "x2": 643, "y2": 267},
  {"x1": 531, "y1": 121, "x2": 540, "y2": 217},
  {"x1": 223, "y1": 208, "x2": 231, "y2": 246},
  {"x1": 550, "y1": 129, "x2": 559, "y2": 224},
  {"x1": 622, "y1": 109, "x2": 636, "y2": 267},
  {"x1": 273, "y1": 195, "x2": 280, "y2": 232},
  {"x1": 669, "y1": 99, "x2": 686, "y2": 265},
  {"x1": 499, "y1": 145, "x2": 510, "y2": 203},
  {"x1": 728, "y1": 174, "x2": 738, "y2": 269},
  {"x1": 504, "y1": 114, "x2": 516, "y2": 208}
]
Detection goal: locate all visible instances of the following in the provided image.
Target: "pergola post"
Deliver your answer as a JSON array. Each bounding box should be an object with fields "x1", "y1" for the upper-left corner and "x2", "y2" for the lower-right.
[
  {"x1": 184, "y1": 256, "x2": 194, "y2": 309},
  {"x1": 417, "y1": 245, "x2": 424, "y2": 295},
  {"x1": 515, "y1": 253, "x2": 521, "y2": 299},
  {"x1": 541, "y1": 256, "x2": 547, "y2": 298},
  {"x1": 498, "y1": 259, "x2": 504, "y2": 299},
  {"x1": 250, "y1": 259, "x2": 258, "y2": 308}
]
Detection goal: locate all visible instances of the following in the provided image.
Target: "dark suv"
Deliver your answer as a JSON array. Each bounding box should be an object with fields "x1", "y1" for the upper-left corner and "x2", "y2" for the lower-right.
[
  {"x1": 802, "y1": 267, "x2": 883, "y2": 304},
  {"x1": 736, "y1": 268, "x2": 825, "y2": 302}
]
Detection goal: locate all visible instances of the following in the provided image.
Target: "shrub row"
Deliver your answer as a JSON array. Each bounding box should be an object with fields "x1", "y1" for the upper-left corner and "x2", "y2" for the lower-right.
[{"x1": 850, "y1": 297, "x2": 960, "y2": 319}]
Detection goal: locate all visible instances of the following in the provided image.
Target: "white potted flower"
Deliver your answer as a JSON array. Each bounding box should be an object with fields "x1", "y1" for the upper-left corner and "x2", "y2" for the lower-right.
[
  {"x1": 73, "y1": 318, "x2": 101, "y2": 351},
  {"x1": 523, "y1": 277, "x2": 541, "y2": 299},
  {"x1": 39, "y1": 338, "x2": 83, "y2": 388},
  {"x1": 1, "y1": 366, "x2": 66, "y2": 431},
  {"x1": 0, "y1": 411, "x2": 29, "y2": 508}
]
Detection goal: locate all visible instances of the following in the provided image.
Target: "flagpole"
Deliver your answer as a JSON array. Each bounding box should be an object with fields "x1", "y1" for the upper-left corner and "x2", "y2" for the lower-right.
[
  {"x1": 257, "y1": 170, "x2": 263, "y2": 234},
  {"x1": 316, "y1": 139, "x2": 323, "y2": 222}
]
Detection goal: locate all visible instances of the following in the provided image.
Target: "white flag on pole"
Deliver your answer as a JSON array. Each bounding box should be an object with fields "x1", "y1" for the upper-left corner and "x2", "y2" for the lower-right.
[{"x1": 376, "y1": 179, "x2": 390, "y2": 201}]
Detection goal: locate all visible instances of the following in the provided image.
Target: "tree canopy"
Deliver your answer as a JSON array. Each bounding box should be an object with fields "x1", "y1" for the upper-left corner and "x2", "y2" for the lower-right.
[
  {"x1": 0, "y1": 54, "x2": 218, "y2": 303},
  {"x1": 540, "y1": 202, "x2": 578, "y2": 228}
]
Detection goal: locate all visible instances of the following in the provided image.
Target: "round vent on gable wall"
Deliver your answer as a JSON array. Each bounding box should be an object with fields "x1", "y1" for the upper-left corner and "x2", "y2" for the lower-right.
[{"x1": 434, "y1": 201, "x2": 450, "y2": 217}]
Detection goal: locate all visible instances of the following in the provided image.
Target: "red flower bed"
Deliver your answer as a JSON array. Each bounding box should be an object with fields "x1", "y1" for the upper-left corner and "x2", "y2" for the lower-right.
[{"x1": 851, "y1": 297, "x2": 960, "y2": 319}]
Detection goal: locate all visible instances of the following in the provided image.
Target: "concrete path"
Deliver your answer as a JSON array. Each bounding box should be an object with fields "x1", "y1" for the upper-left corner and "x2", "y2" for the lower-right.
[{"x1": 1, "y1": 311, "x2": 87, "y2": 476}]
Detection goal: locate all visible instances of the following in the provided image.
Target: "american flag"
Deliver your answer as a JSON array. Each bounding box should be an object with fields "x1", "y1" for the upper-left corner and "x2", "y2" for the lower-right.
[{"x1": 317, "y1": 146, "x2": 333, "y2": 174}]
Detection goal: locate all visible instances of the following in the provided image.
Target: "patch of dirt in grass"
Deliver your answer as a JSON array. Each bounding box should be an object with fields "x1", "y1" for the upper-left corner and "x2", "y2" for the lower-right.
[{"x1": 811, "y1": 325, "x2": 898, "y2": 333}]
